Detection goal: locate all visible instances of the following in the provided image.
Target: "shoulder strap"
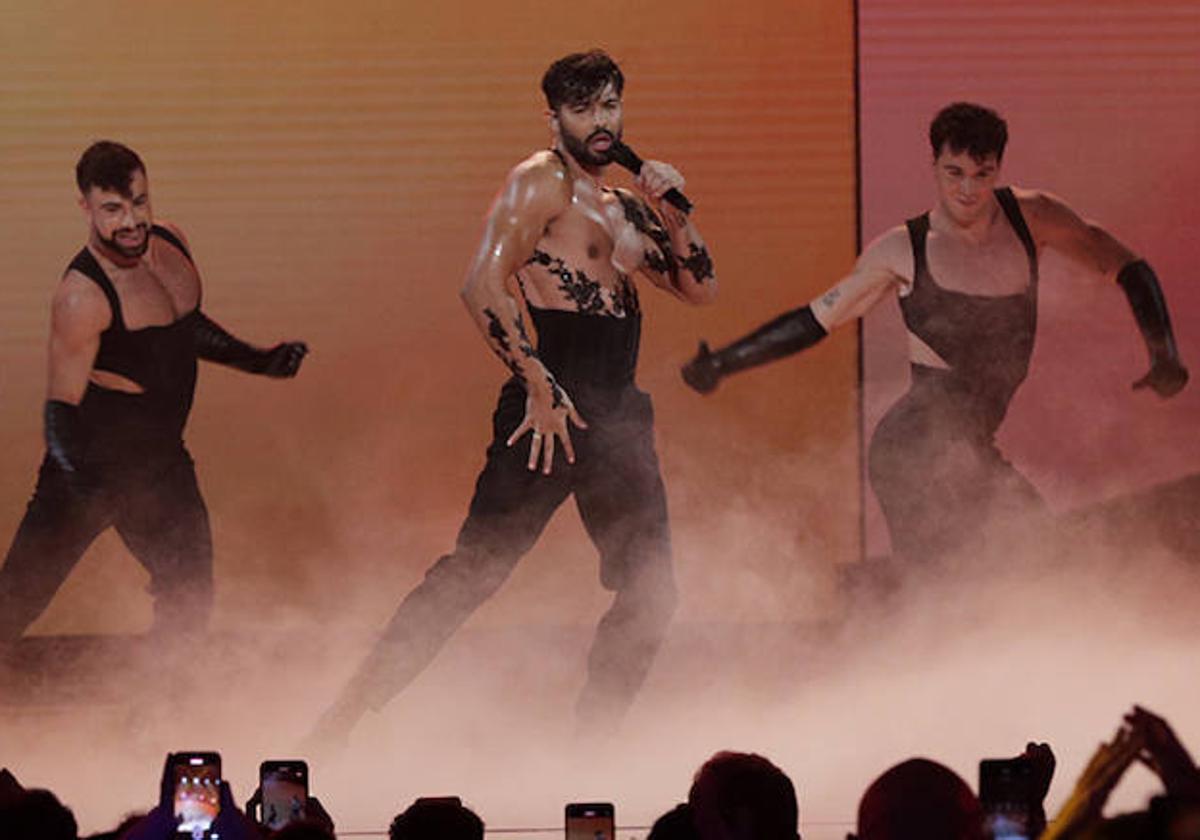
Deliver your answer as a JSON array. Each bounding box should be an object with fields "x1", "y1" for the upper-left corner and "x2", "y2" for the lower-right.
[
  {"x1": 151, "y1": 224, "x2": 194, "y2": 263},
  {"x1": 994, "y1": 187, "x2": 1038, "y2": 282},
  {"x1": 65, "y1": 248, "x2": 125, "y2": 330},
  {"x1": 904, "y1": 213, "x2": 931, "y2": 288}
]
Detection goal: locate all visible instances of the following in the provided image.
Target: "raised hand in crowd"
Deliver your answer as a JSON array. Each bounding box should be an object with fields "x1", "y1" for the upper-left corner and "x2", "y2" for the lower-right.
[
  {"x1": 1020, "y1": 741, "x2": 1056, "y2": 838},
  {"x1": 1040, "y1": 721, "x2": 1143, "y2": 840},
  {"x1": 1126, "y1": 704, "x2": 1200, "y2": 800}
]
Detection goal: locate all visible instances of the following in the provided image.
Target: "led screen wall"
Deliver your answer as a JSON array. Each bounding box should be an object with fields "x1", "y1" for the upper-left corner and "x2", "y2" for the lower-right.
[{"x1": 0, "y1": 1, "x2": 857, "y2": 633}]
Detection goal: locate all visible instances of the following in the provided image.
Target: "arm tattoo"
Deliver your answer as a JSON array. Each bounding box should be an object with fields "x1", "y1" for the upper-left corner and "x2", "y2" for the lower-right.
[
  {"x1": 513, "y1": 315, "x2": 535, "y2": 357},
  {"x1": 482, "y1": 306, "x2": 536, "y2": 384},
  {"x1": 484, "y1": 307, "x2": 512, "y2": 355},
  {"x1": 613, "y1": 190, "x2": 681, "y2": 289},
  {"x1": 483, "y1": 305, "x2": 566, "y2": 405},
  {"x1": 680, "y1": 244, "x2": 714, "y2": 282}
]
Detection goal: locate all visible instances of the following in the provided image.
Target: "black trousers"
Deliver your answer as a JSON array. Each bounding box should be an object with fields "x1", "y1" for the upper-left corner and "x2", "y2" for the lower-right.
[
  {"x1": 0, "y1": 448, "x2": 213, "y2": 641},
  {"x1": 348, "y1": 379, "x2": 678, "y2": 725},
  {"x1": 868, "y1": 368, "x2": 1044, "y2": 563}
]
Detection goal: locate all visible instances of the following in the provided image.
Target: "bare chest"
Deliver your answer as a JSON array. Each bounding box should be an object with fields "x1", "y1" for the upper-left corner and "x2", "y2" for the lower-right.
[
  {"x1": 101, "y1": 242, "x2": 200, "y2": 328},
  {"x1": 925, "y1": 223, "x2": 1033, "y2": 296},
  {"x1": 518, "y1": 204, "x2": 637, "y2": 316}
]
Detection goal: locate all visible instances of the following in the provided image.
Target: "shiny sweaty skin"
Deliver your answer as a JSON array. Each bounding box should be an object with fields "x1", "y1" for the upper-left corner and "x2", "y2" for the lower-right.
[
  {"x1": 304, "y1": 74, "x2": 720, "y2": 747},
  {"x1": 461, "y1": 83, "x2": 716, "y2": 475}
]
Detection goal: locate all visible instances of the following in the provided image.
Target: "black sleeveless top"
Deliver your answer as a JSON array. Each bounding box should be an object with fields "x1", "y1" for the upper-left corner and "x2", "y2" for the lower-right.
[
  {"x1": 68, "y1": 225, "x2": 199, "y2": 459},
  {"x1": 900, "y1": 187, "x2": 1038, "y2": 428}
]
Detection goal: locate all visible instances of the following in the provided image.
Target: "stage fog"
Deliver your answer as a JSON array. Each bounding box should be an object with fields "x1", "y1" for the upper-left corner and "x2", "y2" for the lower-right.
[{"x1": 1, "y1": 2, "x2": 1197, "y2": 838}]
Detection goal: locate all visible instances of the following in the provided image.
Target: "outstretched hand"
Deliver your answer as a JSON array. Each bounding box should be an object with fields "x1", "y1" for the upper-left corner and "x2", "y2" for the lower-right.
[
  {"x1": 1133, "y1": 357, "x2": 1188, "y2": 397},
  {"x1": 681, "y1": 341, "x2": 720, "y2": 394},
  {"x1": 506, "y1": 385, "x2": 587, "y2": 475},
  {"x1": 261, "y1": 341, "x2": 309, "y2": 378}
]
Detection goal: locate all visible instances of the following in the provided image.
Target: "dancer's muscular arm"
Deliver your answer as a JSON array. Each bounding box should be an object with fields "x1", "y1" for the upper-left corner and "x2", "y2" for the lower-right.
[
  {"x1": 461, "y1": 156, "x2": 587, "y2": 474},
  {"x1": 157, "y1": 222, "x2": 308, "y2": 378},
  {"x1": 44, "y1": 274, "x2": 108, "y2": 476},
  {"x1": 1022, "y1": 189, "x2": 1188, "y2": 397},
  {"x1": 681, "y1": 228, "x2": 907, "y2": 393}
]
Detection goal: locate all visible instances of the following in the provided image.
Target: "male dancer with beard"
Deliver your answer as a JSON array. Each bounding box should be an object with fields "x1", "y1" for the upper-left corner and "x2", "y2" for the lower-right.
[
  {"x1": 310, "y1": 50, "x2": 716, "y2": 742},
  {"x1": 0, "y1": 141, "x2": 308, "y2": 640},
  {"x1": 682, "y1": 103, "x2": 1187, "y2": 564}
]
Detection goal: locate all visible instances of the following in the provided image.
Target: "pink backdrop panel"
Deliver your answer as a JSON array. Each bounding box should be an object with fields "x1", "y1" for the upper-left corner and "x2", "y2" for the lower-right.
[{"x1": 859, "y1": 1, "x2": 1200, "y2": 556}]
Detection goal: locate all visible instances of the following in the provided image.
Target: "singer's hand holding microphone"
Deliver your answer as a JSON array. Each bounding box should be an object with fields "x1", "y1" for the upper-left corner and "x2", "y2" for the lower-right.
[
  {"x1": 609, "y1": 140, "x2": 694, "y2": 214},
  {"x1": 634, "y1": 161, "x2": 685, "y2": 207}
]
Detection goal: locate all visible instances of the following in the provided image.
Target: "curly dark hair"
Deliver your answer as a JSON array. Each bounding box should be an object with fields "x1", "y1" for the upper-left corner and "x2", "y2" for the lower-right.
[
  {"x1": 929, "y1": 102, "x2": 1008, "y2": 163},
  {"x1": 541, "y1": 50, "x2": 624, "y2": 111}
]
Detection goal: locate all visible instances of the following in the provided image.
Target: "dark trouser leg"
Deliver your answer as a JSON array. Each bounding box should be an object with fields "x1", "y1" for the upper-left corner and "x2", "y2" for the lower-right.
[
  {"x1": 869, "y1": 392, "x2": 1044, "y2": 564},
  {"x1": 572, "y1": 390, "x2": 677, "y2": 729},
  {"x1": 869, "y1": 426, "x2": 963, "y2": 562},
  {"x1": 0, "y1": 457, "x2": 111, "y2": 641},
  {"x1": 113, "y1": 452, "x2": 213, "y2": 637},
  {"x1": 346, "y1": 381, "x2": 573, "y2": 713}
]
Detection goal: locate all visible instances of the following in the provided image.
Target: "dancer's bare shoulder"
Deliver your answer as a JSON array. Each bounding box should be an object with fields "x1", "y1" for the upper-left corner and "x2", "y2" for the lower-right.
[
  {"x1": 860, "y1": 224, "x2": 915, "y2": 284},
  {"x1": 53, "y1": 270, "x2": 111, "y2": 337},
  {"x1": 494, "y1": 150, "x2": 573, "y2": 224}
]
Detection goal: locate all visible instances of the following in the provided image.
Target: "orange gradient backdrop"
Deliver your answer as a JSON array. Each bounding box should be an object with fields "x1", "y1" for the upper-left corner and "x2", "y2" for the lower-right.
[{"x1": 0, "y1": 1, "x2": 857, "y2": 634}]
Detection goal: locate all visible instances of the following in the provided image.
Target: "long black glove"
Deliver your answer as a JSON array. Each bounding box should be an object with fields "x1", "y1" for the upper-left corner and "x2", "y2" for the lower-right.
[
  {"x1": 193, "y1": 311, "x2": 307, "y2": 377},
  {"x1": 44, "y1": 399, "x2": 96, "y2": 494},
  {"x1": 681, "y1": 305, "x2": 828, "y2": 394},
  {"x1": 1117, "y1": 260, "x2": 1188, "y2": 397},
  {"x1": 44, "y1": 399, "x2": 85, "y2": 474}
]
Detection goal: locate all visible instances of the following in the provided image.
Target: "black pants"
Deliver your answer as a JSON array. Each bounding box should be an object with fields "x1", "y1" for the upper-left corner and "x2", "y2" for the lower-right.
[
  {"x1": 348, "y1": 379, "x2": 678, "y2": 726},
  {"x1": 0, "y1": 449, "x2": 213, "y2": 641},
  {"x1": 868, "y1": 367, "x2": 1044, "y2": 563}
]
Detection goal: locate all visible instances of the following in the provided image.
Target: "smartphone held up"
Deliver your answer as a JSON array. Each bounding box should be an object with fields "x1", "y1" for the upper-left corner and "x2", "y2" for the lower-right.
[
  {"x1": 566, "y1": 801, "x2": 615, "y2": 840},
  {"x1": 980, "y1": 757, "x2": 1035, "y2": 840},
  {"x1": 171, "y1": 752, "x2": 221, "y2": 838},
  {"x1": 259, "y1": 760, "x2": 309, "y2": 831}
]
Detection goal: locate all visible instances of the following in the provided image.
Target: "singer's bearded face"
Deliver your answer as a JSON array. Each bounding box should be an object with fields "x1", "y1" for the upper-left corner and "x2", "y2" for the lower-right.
[{"x1": 555, "y1": 81, "x2": 623, "y2": 170}]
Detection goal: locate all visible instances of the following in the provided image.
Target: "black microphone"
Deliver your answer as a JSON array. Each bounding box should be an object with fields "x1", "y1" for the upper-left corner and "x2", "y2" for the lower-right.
[{"x1": 609, "y1": 140, "x2": 694, "y2": 214}]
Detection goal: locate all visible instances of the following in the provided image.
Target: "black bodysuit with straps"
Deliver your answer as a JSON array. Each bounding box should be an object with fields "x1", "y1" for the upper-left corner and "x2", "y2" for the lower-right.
[
  {"x1": 867, "y1": 187, "x2": 1045, "y2": 562},
  {"x1": 69, "y1": 225, "x2": 200, "y2": 462},
  {"x1": 0, "y1": 226, "x2": 213, "y2": 641}
]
